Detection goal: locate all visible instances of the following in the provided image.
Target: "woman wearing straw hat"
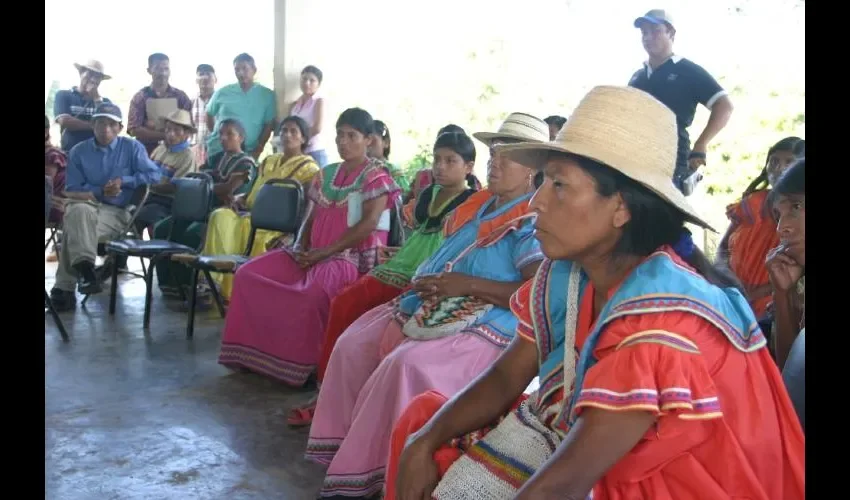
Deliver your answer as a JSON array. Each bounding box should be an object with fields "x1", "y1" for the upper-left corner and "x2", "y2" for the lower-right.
[
  {"x1": 389, "y1": 86, "x2": 804, "y2": 500},
  {"x1": 304, "y1": 113, "x2": 549, "y2": 499}
]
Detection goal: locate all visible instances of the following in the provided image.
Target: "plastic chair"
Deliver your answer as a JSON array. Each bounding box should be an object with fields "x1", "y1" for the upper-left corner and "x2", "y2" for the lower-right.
[
  {"x1": 104, "y1": 173, "x2": 215, "y2": 329},
  {"x1": 174, "y1": 178, "x2": 306, "y2": 337}
]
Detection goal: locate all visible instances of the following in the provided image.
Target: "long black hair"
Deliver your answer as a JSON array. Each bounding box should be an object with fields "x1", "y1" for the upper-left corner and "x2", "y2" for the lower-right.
[
  {"x1": 279, "y1": 115, "x2": 311, "y2": 153},
  {"x1": 336, "y1": 107, "x2": 374, "y2": 137},
  {"x1": 568, "y1": 153, "x2": 742, "y2": 290},
  {"x1": 433, "y1": 132, "x2": 479, "y2": 189},
  {"x1": 742, "y1": 136, "x2": 803, "y2": 197},
  {"x1": 219, "y1": 118, "x2": 247, "y2": 151},
  {"x1": 773, "y1": 158, "x2": 805, "y2": 197},
  {"x1": 374, "y1": 120, "x2": 391, "y2": 159}
]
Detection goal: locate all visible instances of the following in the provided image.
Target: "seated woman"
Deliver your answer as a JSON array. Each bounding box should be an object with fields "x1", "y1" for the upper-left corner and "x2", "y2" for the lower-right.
[
  {"x1": 403, "y1": 123, "x2": 468, "y2": 208},
  {"x1": 369, "y1": 119, "x2": 410, "y2": 193},
  {"x1": 154, "y1": 118, "x2": 257, "y2": 298},
  {"x1": 716, "y1": 136, "x2": 802, "y2": 319},
  {"x1": 389, "y1": 86, "x2": 804, "y2": 500},
  {"x1": 217, "y1": 108, "x2": 401, "y2": 386},
  {"x1": 45, "y1": 115, "x2": 67, "y2": 263},
  {"x1": 202, "y1": 115, "x2": 320, "y2": 301},
  {"x1": 765, "y1": 158, "x2": 805, "y2": 369},
  {"x1": 304, "y1": 113, "x2": 550, "y2": 499},
  {"x1": 287, "y1": 131, "x2": 480, "y2": 426},
  {"x1": 45, "y1": 115, "x2": 67, "y2": 225}
]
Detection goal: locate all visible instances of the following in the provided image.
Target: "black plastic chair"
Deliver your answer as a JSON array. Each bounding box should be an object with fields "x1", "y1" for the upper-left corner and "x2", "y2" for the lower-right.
[
  {"x1": 44, "y1": 176, "x2": 69, "y2": 341},
  {"x1": 175, "y1": 178, "x2": 306, "y2": 337},
  {"x1": 104, "y1": 172, "x2": 215, "y2": 329},
  {"x1": 781, "y1": 329, "x2": 805, "y2": 431},
  {"x1": 80, "y1": 184, "x2": 151, "y2": 307}
]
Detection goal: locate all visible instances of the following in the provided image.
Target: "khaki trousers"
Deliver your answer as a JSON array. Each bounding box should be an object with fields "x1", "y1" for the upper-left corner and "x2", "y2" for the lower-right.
[{"x1": 54, "y1": 200, "x2": 131, "y2": 292}]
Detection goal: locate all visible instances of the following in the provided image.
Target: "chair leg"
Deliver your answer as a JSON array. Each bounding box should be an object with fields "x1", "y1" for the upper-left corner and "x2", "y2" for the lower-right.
[
  {"x1": 139, "y1": 257, "x2": 147, "y2": 276},
  {"x1": 203, "y1": 270, "x2": 227, "y2": 318},
  {"x1": 108, "y1": 252, "x2": 120, "y2": 315},
  {"x1": 187, "y1": 268, "x2": 200, "y2": 339},
  {"x1": 45, "y1": 290, "x2": 70, "y2": 342},
  {"x1": 143, "y1": 255, "x2": 157, "y2": 329}
]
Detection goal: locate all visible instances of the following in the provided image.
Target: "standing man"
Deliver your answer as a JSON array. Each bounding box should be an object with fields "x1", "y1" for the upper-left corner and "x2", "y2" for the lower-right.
[
  {"x1": 53, "y1": 59, "x2": 112, "y2": 152},
  {"x1": 206, "y1": 53, "x2": 276, "y2": 161},
  {"x1": 191, "y1": 64, "x2": 217, "y2": 166},
  {"x1": 628, "y1": 9, "x2": 734, "y2": 195},
  {"x1": 49, "y1": 103, "x2": 162, "y2": 311},
  {"x1": 127, "y1": 53, "x2": 193, "y2": 155}
]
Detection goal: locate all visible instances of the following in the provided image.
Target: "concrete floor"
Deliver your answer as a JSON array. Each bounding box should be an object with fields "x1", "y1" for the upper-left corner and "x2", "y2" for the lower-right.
[{"x1": 45, "y1": 260, "x2": 327, "y2": 499}]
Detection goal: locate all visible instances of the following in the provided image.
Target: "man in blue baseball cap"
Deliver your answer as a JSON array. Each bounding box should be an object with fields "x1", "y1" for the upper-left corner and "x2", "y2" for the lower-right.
[
  {"x1": 628, "y1": 9, "x2": 734, "y2": 196},
  {"x1": 50, "y1": 102, "x2": 162, "y2": 311}
]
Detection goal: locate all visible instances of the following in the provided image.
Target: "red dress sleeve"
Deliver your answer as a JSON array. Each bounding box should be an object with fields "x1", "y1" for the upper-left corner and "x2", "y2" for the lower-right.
[
  {"x1": 574, "y1": 311, "x2": 723, "y2": 421},
  {"x1": 509, "y1": 280, "x2": 535, "y2": 343}
]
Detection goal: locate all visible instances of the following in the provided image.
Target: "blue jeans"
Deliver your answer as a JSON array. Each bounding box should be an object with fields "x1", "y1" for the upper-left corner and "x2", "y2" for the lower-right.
[{"x1": 309, "y1": 149, "x2": 329, "y2": 168}]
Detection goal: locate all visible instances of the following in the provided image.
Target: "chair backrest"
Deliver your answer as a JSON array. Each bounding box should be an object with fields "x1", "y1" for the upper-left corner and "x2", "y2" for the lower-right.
[
  {"x1": 781, "y1": 329, "x2": 805, "y2": 431},
  {"x1": 249, "y1": 179, "x2": 305, "y2": 235},
  {"x1": 387, "y1": 202, "x2": 405, "y2": 248},
  {"x1": 172, "y1": 172, "x2": 215, "y2": 223}
]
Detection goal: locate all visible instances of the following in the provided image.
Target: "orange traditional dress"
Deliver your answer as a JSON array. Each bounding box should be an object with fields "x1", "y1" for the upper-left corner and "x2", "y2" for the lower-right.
[
  {"x1": 386, "y1": 247, "x2": 805, "y2": 499},
  {"x1": 726, "y1": 190, "x2": 779, "y2": 317}
]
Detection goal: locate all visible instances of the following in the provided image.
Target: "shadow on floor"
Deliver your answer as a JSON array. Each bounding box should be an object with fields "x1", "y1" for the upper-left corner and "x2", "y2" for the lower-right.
[{"x1": 45, "y1": 261, "x2": 326, "y2": 499}]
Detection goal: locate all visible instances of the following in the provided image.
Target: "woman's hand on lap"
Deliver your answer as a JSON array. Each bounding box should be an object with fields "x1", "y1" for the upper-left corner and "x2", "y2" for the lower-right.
[{"x1": 396, "y1": 438, "x2": 439, "y2": 500}]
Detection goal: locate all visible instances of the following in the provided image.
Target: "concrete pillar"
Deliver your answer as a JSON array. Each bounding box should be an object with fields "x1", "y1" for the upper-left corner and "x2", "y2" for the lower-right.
[{"x1": 273, "y1": 0, "x2": 324, "y2": 121}]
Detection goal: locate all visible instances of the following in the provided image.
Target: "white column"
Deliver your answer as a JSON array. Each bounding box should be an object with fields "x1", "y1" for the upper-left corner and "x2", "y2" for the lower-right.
[{"x1": 273, "y1": 0, "x2": 328, "y2": 120}]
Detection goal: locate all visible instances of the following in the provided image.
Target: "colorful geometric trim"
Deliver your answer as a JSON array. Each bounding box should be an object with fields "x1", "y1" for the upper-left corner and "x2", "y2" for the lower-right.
[
  {"x1": 616, "y1": 330, "x2": 701, "y2": 354},
  {"x1": 606, "y1": 294, "x2": 765, "y2": 353},
  {"x1": 318, "y1": 466, "x2": 386, "y2": 498},
  {"x1": 218, "y1": 343, "x2": 314, "y2": 387},
  {"x1": 461, "y1": 323, "x2": 515, "y2": 348},
  {"x1": 466, "y1": 440, "x2": 537, "y2": 489},
  {"x1": 304, "y1": 436, "x2": 342, "y2": 465},
  {"x1": 369, "y1": 267, "x2": 412, "y2": 289},
  {"x1": 575, "y1": 387, "x2": 723, "y2": 417}
]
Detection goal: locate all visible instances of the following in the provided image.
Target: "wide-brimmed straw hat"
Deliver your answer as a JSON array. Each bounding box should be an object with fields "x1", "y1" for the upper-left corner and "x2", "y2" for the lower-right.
[
  {"x1": 163, "y1": 109, "x2": 197, "y2": 133},
  {"x1": 74, "y1": 59, "x2": 111, "y2": 80},
  {"x1": 498, "y1": 85, "x2": 713, "y2": 231},
  {"x1": 472, "y1": 112, "x2": 549, "y2": 146}
]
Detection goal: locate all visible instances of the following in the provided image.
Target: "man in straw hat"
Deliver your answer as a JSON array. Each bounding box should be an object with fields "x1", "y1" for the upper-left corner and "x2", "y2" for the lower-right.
[
  {"x1": 628, "y1": 9, "x2": 734, "y2": 196},
  {"x1": 53, "y1": 59, "x2": 112, "y2": 152},
  {"x1": 391, "y1": 86, "x2": 804, "y2": 500},
  {"x1": 49, "y1": 103, "x2": 162, "y2": 312},
  {"x1": 134, "y1": 109, "x2": 199, "y2": 234}
]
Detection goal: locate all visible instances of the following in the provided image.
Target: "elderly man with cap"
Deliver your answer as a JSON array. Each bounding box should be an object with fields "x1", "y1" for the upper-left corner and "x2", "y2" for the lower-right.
[
  {"x1": 134, "y1": 109, "x2": 199, "y2": 234},
  {"x1": 49, "y1": 103, "x2": 162, "y2": 312},
  {"x1": 628, "y1": 9, "x2": 734, "y2": 196},
  {"x1": 53, "y1": 59, "x2": 113, "y2": 153}
]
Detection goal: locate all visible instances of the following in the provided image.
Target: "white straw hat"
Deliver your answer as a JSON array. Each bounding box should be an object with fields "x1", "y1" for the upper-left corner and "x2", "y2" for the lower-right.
[
  {"x1": 498, "y1": 85, "x2": 713, "y2": 231},
  {"x1": 74, "y1": 59, "x2": 111, "y2": 80},
  {"x1": 473, "y1": 112, "x2": 549, "y2": 145}
]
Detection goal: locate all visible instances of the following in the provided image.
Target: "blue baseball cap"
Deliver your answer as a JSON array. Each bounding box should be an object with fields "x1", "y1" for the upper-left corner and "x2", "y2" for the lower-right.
[
  {"x1": 92, "y1": 103, "x2": 123, "y2": 123},
  {"x1": 634, "y1": 9, "x2": 675, "y2": 29}
]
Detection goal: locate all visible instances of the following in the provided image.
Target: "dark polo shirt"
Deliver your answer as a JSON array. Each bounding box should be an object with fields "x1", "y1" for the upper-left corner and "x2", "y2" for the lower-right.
[
  {"x1": 628, "y1": 55, "x2": 727, "y2": 178},
  {"x1": 53, "y1": 87, "x2": 112, "y2": 152}
]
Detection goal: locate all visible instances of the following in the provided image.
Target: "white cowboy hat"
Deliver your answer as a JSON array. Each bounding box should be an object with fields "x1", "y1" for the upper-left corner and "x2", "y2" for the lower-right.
[
  {"x1": 74, "y1": 59, "x2": 111, "y2": 80},
  {"x1": 473, "y1": 112, "x2": 549, "y2": 145},
  {"x1": 163, "y1": 109, "x2": 197, "y2": 133},
  {"x1": 498, "y1": 85, "x2": 714, "y2": 231}
]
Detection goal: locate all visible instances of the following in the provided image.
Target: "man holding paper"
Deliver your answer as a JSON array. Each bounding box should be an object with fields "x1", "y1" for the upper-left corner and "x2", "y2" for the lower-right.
[{"x1": 127, "y1": 53, "x2": 192, "y2": 155}]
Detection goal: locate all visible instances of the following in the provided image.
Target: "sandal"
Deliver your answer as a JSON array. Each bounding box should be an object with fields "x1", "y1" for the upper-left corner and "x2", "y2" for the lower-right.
[{"x1": 286, "y1": 404, "x2": 317, "y2": 427}]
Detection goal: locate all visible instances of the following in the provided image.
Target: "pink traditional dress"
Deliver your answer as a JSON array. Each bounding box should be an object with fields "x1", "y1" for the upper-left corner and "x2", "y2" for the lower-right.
[{"x1": 217, "y1": 158, "x2": 401, "y2": 386}]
